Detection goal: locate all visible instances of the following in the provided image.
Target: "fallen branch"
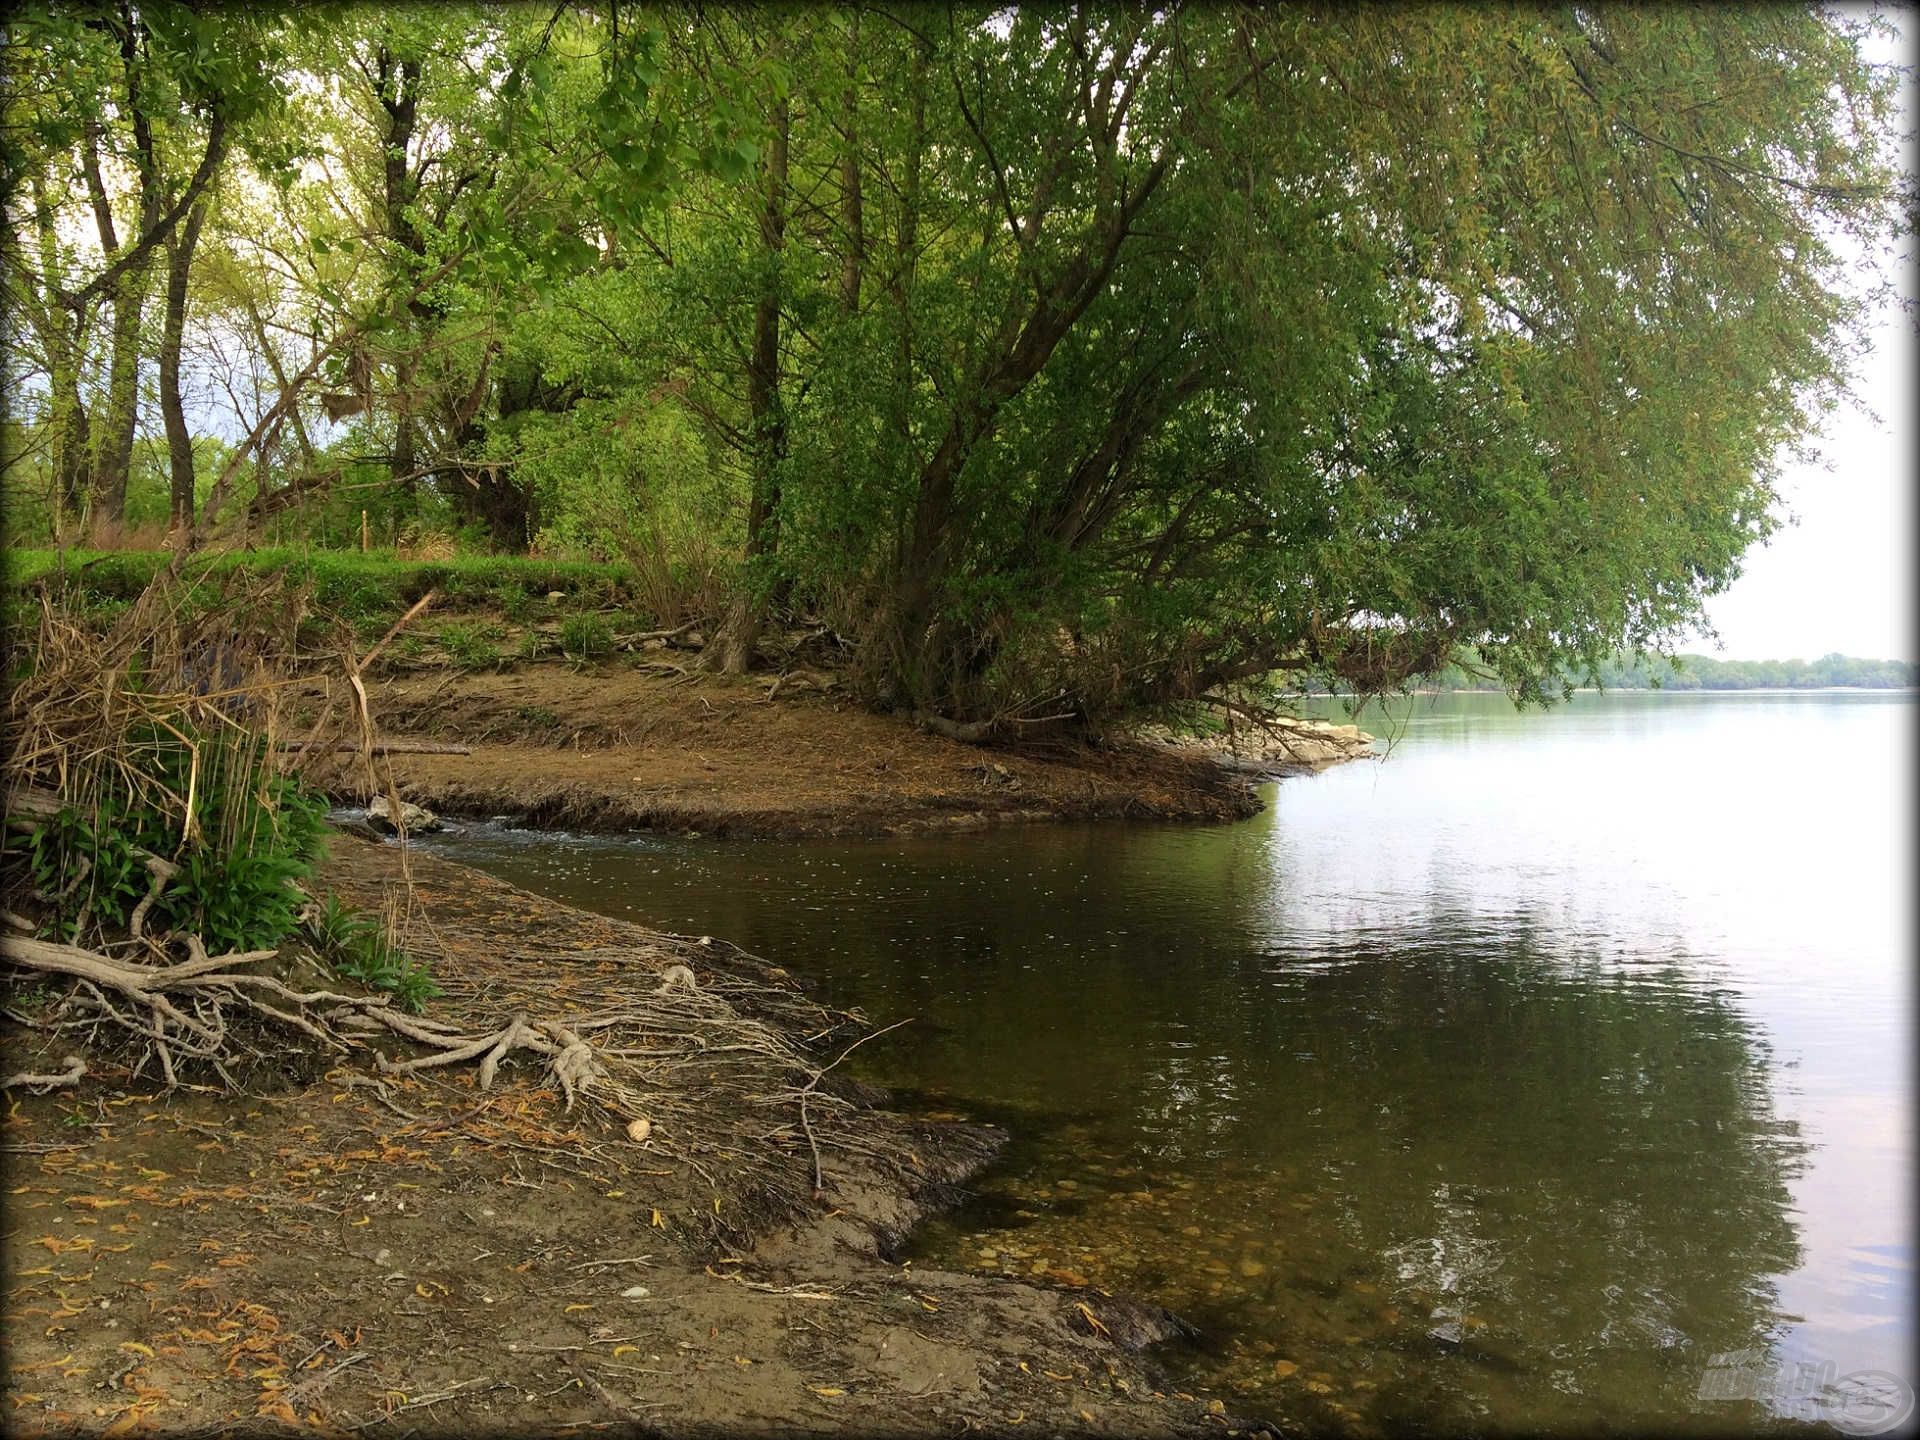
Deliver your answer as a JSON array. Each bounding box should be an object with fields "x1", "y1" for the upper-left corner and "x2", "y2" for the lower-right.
[{"x1": 615, "y1": 619, "x2": 701, "y2": 649}]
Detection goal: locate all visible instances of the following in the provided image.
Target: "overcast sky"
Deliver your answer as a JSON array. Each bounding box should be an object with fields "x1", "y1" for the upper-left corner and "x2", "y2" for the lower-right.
[{"x1": 1688, "y1": 4, "x2": 1916, "y2": 663}]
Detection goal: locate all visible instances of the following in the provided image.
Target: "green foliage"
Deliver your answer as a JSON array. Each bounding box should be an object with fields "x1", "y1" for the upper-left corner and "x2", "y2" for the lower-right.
[
  {"x1": 436, "y1": 620, "x2": 502, "y2": 672},
  {"x1": 8, "y1": 725, "x2": 330, "y2": 954},
  {"x1": 5, "y1": 5, "x2": 1907, "y2": 726},
  {"x1": 558, "y1": 612, "x2": 613, "y2": 662},
  {"x1": 302, "y1": 896, "x2": 441, "y2": 1014},
  {"x1": 1419, "y1": 648, "x2": 1918, "y2": 693},
  {"x1": 5, "y1": 549, "x2": 644, "y2": 626}
]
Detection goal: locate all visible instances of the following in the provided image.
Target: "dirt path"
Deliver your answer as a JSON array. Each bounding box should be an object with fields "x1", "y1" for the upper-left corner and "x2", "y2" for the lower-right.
[
  {"x1": 2, "y1": 838, "x2": 1271, "y2": 1438},
  {"x1": 305, "y1": 662, "x2": 1302, "y2": 837}
]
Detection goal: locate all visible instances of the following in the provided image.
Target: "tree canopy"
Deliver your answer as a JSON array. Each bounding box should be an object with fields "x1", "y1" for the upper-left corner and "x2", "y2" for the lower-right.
[{"x1": 4, "y1": 3, "x2": 1910, "y2": 727}]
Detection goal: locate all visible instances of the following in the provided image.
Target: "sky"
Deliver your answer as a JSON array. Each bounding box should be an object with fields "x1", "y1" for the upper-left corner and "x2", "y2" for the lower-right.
[{"x1": 1688, "y1": 4, "x2": 1917, "y2": 663}]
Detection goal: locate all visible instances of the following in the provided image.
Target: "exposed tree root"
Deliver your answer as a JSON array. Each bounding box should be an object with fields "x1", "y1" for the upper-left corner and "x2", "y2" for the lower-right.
[
  {"x1": 0, "y1": 913, "x2": 908, "y2": 1229},
  {"x1": 1, "y1": 1053, "x2": 85, "y2": 1091}
]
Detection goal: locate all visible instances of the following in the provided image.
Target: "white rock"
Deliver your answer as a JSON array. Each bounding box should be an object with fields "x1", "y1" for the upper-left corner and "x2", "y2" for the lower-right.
[{"x1": 367, "y1": 795, "x2": 442, "y2": 833}]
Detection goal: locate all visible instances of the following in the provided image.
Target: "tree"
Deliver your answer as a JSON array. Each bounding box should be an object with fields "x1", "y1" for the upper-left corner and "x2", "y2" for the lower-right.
[{"x1": 4, "y1": 3, "x2": 1906, "y2": 731}]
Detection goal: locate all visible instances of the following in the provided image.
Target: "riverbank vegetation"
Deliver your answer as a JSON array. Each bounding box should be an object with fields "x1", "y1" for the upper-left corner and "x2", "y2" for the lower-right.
[
  {"x1": 5, "y1": 3, "x2": 1911, "y2": 733},
  {"x1": 1418, "y1": 648, "x2": 1918, "y2": 692}
]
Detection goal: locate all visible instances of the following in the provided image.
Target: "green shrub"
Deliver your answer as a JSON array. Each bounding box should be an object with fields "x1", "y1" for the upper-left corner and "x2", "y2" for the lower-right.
[
  {"x1": 495, "y1": 582, "x2": 534, "y2": 621},
  {"x1": 301, "y1": 897, "x2": 441, "y2": 1014},
  {"x1": 559, "y1": 612, "x2": 614, "y2": 661},
  {"x1": 8, "y1": 724, "x2": 331, "y2": 953},
  {"x1": 438, "y1": 621, "x2": 502, "y2": 672}
]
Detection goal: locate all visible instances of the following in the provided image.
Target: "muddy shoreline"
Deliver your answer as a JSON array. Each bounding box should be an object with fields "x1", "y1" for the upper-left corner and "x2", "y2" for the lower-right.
[
  {"x1": 1, "y1": 835, "x2": 1275, "y2": 1438},
  {"x1": 301, "y1": 663, "x2": 1370, "y2": 839}
]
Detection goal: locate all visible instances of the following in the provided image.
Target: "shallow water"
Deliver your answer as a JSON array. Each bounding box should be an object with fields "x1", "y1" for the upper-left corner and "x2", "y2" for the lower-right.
[{"x1": 408, "y1": 691, "x2": 1914, "y2": 1435}]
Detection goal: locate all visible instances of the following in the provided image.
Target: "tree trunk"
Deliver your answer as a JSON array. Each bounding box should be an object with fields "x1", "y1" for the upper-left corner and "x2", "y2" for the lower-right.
[
  {"x1": 886, "y1": 158, "x2": 1171, "y2": 708},
  {"x1": 376, "y1": 43, "x2": 425, "y2": 506},
  {"x1": 713, "y1": 94, "x2": 790, "y2": 675},
  {"x1": 159, "y1": 199, "x2": 210, "y2": 535},
  {"x1": 838, "y1": 16, "x2": 863, "y2": 314},
  {"x1": 29, "y1": 175, "x2": 92, "y2": 533},
  {"x1": 90, "y1": 256, "x2": 152, "y2": 539}
]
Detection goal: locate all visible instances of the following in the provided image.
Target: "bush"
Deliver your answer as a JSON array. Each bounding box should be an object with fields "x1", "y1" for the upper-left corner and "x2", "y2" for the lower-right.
[
  {"x1": 302, "y1": 896, "x2": 441, "y2": 1013},
  {"x1": 559, "y1": 612, "x2": 614, "y2": 662},
  {"x1": 437, "y1": 621, "x2": 503, "y2": 672},
  {"x1": 1, "y1": 576, "x2": 334, "y2": 955}
]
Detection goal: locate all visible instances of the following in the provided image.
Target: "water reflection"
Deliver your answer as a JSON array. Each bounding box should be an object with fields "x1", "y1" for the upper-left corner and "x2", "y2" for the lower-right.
[
  {"x1": 887, "y1": 927, "x2": 1809, "y2": 1434},
  {"x1": 408, "y1": 691, "x2": 1910, "y2": 1434}
]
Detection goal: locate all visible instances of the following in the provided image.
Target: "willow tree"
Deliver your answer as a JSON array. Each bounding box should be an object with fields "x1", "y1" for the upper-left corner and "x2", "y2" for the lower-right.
[{"x1": 740, "y1": 4, "x2": 1908, "y2": 727}]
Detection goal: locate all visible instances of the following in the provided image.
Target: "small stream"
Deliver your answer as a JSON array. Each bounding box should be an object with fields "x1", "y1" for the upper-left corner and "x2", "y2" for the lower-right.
[{"x1": 398, "y1": 692, "x2": 1913, "y2": 1435}]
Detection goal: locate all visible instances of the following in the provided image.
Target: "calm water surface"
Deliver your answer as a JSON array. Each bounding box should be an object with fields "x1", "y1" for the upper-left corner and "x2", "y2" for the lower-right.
[{"x1": 411, "y1": 691, "x2": 1913, "y2": 1435}]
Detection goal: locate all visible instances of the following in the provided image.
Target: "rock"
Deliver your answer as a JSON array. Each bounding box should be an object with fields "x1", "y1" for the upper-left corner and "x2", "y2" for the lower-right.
[{"x1": 366, "y1": 795, "x2": 441, "y2": 833}]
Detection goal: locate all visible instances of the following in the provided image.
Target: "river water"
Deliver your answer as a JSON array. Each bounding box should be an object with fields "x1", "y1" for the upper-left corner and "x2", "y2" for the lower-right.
[{"x1": 408, "y1": 691, "x2": 1914, "y2": 1435}]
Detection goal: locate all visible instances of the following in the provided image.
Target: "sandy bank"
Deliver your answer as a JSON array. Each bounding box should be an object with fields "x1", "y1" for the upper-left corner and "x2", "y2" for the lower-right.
[{"x1": 302, "y1": 662, "x2": 1369, "y2": 838}]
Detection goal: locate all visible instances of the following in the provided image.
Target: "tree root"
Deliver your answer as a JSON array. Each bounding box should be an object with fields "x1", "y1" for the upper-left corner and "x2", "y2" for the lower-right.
[
  {"x1": 6, "y1": 933, "x2": 646, "y2": 1121},
  {"x1": 2, "y1": 919, "x2": 922, "y2": 1224},
  {"x1": 1, "y1": 1054, "x2": 85, "y2": 1091}
]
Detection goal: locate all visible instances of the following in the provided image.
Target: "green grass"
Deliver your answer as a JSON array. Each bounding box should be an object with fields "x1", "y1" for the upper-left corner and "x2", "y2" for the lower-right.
[
  {"x1": 4, "y1": 547, "x2": 648, "y2": 626},
  {"x1": 558, "y1": 611, "x2": 615, "y2": 661},
  {"x1": 437, "y1": 620, "x2": 505, "y2": 672}
]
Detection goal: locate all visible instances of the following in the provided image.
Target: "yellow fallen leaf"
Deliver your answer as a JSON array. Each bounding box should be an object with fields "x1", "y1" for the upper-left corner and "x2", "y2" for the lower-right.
[
  {"x1": 612, "y1": 1346, "x2": 638, "y2": 1357},
  {"x1": 564, "y1": 1303, "x2": 593, "y2": 1314},
  {"x1": 350, "y1": 1215, "x2": 370, "y2": 1227},
  {"x1": 1074, "y1": 1302, "x2": 1109, "y2": 1338},
  {"x1": 650, "y1": 1209, "x2": 665, "y2": 1229},
  {"x1": 605, "y1": 1191, "x2": 624, "y2": 1199},
  {"x1": 809, "y1": 1386, "x2": 844, "y2": 1397},
  {"x1": 118, "y1": 1342, "x2": 154, "y2": 1358},
  {"x1": 1044, "y1": 1370, "x2": 1074, "y2": 1382}
]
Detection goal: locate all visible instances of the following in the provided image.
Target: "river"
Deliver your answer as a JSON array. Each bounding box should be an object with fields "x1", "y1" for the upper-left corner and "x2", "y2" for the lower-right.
[{"x1": 407, "y1": 690, "x2": 1914, "y2": 1435}]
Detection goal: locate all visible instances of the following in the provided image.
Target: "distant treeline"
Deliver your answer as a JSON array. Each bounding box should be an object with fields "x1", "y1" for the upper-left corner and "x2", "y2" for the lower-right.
[{"x1": 1424, "y1": 651, "x2": 1918, "y2": 692}]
